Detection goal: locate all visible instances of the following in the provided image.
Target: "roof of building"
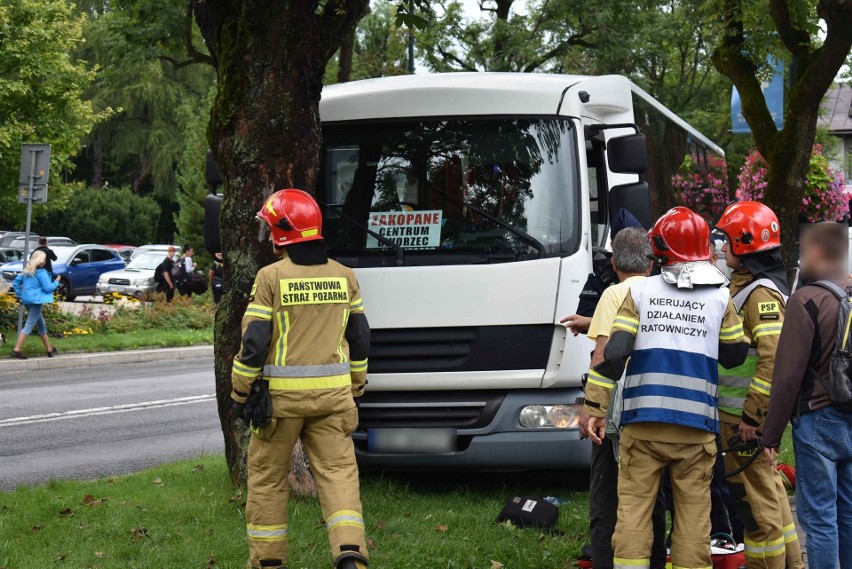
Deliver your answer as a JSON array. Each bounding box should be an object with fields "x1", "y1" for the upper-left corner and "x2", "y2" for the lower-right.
[{"x1": 820, "y1": 83, "x2": 852, "y2": 135}]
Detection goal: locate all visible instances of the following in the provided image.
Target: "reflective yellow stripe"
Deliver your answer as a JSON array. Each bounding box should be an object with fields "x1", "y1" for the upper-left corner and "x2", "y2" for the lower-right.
[
  {"x1": 613, "y1": 558, "x2": 650, "y2": 568},
  {"x1": 784, "y1": 523, "x2": 798, "y2": 543},
  {"x1": 247, "y1": 523, "x2": 288, "y2": 542},
  {"x1": 267, "y1": 374, "x2": 351, "y2": 391},
  {"x1": 720, "y1": 323, "x2": 744, "y2": 340},
  {"x1": 672, "y1": 566, "x2": 711, "y2": 569},
  {"x1": 301, "y1": 228, "x2": 319, "y2": 238},
  {"x1": 232, "y1": 360, "x2": 261, "y2": 378},
  {"x1": 275, "y1": 311, "x2": 289, "y2": 367},
  {"x1": 350, "y1": 298, "x2": 364, "y2": 313},
  {"x1": 245, "y1": 303, "x2": 273, "y2": 320},
  {"x1": 843, "y1": 302, "x2": 852, "y2": 347},
  {"x1": 350, "y1": 358, "x2": 368, "y2": 372},
  {"x1": 587, "y1": 369, "x2": 616, "y2": 390},
  {"x1": 745, "y1": 535, "x2": 785, "y2": 558},
  {"x1": 750, "y1": 376, "x2": 772, "y2": 396},
  {"x1": 337, "y1": 308, "x2": 350, "y2": 363},
  {"x1": 326, "y1": 509, "x2": 364, "y2": 532},
  {"x1": 612, "y1": 316, "x2": 639, "y2": 333},
  {"x1": 752, "y1": 322, "x2": 783, "y2": 338}
]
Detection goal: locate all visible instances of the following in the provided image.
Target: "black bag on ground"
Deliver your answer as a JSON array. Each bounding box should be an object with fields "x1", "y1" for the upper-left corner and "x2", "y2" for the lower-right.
[
  {"x1": 810, "y1": 280, "x2": 852, "y2": 407},
  {"x1": 495, "y1": 496, "x2": 559, "y2": 530},
  {"x1": 187, "y1": 273, "x2": 208, "y2": 295}
]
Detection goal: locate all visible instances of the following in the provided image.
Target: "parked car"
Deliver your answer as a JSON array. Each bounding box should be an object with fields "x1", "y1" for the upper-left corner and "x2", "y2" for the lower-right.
[
  {"x1": 0, "y1": 248, "x2": 24, "y2": 265},
  {"x1": 96, "y1": 250, "x2": 169, "y2": 298},
  {"x1": 131, "y1": 244, "x2": 180, "y2": 260},
  {"x1": 105, "y1": 244, "x2": 138, "y2": 263},
  {"x1": 1, "y1": 245, "x2": 125, "y2": 300},
  {"x1": 0, "y1": 232, "x2": 36, "y2": 247},
  {"x1": 7, "y1": 236, "x2": 77, "y2": 249}
]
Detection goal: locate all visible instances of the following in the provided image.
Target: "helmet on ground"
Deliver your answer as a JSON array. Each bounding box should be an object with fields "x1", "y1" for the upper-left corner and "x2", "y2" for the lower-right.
[
  {"x1": 776, "y1": 463, "x2": 796, "y2": 493},
  {"x1": 649, "y1": 206, "x2": 711, "y2": 265},
  {"x1": 715, "y1": 201, "x2": 781, "y2": 257},
  {"x1": 257, "y1": 189, "x2": 323, "y2": 247}
]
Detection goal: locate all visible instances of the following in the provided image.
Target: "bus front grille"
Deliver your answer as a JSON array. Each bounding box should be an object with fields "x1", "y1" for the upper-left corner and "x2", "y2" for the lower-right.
[{"x1": 356, "y1": 391, "x2": 505, "y2": 429}]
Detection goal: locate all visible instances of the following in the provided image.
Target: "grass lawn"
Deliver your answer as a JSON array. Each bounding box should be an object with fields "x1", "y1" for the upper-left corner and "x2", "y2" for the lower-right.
[
  {"x1": 1, "y1": 327, "x2": 212, "y2": 355},
  {"x1": 0, "y1": 455, "x2": 590, "y2": 569}
]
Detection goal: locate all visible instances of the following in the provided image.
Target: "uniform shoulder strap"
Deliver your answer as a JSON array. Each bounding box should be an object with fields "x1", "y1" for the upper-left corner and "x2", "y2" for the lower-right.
[{"x1": 731, "y1": 277, "x2": 787, "y2": 312}]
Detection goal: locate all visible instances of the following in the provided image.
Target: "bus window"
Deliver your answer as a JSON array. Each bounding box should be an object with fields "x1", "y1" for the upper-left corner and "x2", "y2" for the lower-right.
[{"x1": 586, "y1": 140, "x2": 608, "y2": 248}]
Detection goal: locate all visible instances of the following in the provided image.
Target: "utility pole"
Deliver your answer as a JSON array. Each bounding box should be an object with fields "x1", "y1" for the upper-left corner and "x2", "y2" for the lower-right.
[{"x1": 16, "y1": 144, "x2": 51, "y2": 332}]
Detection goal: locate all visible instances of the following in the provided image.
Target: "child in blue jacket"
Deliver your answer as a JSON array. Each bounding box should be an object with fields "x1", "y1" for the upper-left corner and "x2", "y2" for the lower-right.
[{"x1": 11, "y1": 250, "x2": 60, "y2": 359}]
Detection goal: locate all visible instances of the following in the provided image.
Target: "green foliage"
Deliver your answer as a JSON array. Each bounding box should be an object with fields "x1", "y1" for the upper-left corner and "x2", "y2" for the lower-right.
[
  {"x1": 42, "y1": 185, "x2": 161, "y2": 245},
  {"x1": 0, "y1": 0, "x2": 112, "y2": 229},
  {"x1": 174, "y1": 87, "x2": 215, "y2": 257},
  {"x1": 106, "y1": 295, "x2": 214, "y2": 333},
  {"x1": 0, "y1": 455, "x2": 590, "y2": 568}
]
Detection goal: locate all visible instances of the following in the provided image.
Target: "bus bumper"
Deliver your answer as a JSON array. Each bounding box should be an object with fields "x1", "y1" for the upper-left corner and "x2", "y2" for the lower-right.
[{"x1": 352, "y1": 387, "x2": 591, "y2": 470}]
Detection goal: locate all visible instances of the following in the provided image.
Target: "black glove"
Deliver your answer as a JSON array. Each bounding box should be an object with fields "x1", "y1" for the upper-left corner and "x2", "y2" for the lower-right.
[{"x1": 244, "y1": 379, "x2": 272, "y2": 429}]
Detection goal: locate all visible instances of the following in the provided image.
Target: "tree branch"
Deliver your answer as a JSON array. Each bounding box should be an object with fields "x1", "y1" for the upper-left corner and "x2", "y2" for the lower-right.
[
  {"x1": 768, "y1": 0, "x2": 812, "y2": 57},
  {"x1": 522, "y1": 29, "x2": 596, "y2": 73},
  {"x1": 711, "y1": 0, "x2": 778, "y2": 153},
  {"x1": 162, "y1": 2, "x2": 214, "y2": 69},
  {"x1": 318, "y1": 0, "x2": 370, "y2": 60}
]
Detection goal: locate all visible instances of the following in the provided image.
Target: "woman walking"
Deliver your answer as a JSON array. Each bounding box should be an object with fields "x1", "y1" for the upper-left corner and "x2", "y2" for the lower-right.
[{"x1": 11, "y1": 250, "x2": 60, "y2": 360}]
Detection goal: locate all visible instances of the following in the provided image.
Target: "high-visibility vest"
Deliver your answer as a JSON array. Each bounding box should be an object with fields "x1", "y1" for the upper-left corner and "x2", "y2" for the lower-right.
[
  {"x1": 717, "y1": 278, "x2": 787, "y2": 416},
  {"x1": 621, "y1": 276, "x2": 731, "y2": 434}
]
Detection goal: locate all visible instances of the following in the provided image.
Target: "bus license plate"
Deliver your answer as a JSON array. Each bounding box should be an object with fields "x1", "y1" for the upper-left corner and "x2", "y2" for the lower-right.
[{"x1": 367, "y1": 428, "x2": 456, "y2": 454}]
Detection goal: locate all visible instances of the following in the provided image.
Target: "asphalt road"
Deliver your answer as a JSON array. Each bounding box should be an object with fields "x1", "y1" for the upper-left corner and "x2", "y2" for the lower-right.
[{"x1": 0, "y1": 357, "x2": 222, "y2": 490}]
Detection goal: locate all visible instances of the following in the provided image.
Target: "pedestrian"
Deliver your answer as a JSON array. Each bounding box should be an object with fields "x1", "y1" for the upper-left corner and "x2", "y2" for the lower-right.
[
  {"x1": 10, "y1": 250, "x2": 60, "y2": 360},
  {"x1": 715, "y1": 202, "x2": 803, "y2": 568},
  {"x1": 562, "y1": 209, "x2": 644, "y2": 335},
  {"x1": 231, "y1": 189, "x2": 370, "y2": 569},
  {"x1": 763, "y1": 222, "x2": 852, "y2": 568},
  {"x1": 34, "y1": 237, "x2": 57, "y2": 278},
  {"x1": 159, "y1": 246, "x2": 178, "y2": 302},
  {"x1": 581, "y1": 227, "x2": 669, "y2": 569},
  {"x1": 209, "y1": 251, "x2": 224, "y2": 304},
  {"x1": 583, "y1": 206, "x2": 750, "y2": 569}
]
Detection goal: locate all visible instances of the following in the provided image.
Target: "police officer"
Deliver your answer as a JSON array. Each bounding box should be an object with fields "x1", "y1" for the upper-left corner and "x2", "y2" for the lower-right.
[
  {"x1": 715, "y1": 202, "x2": 803, "y2": 569},
  {"x1": 231, "y1": 189, "x2": 370, "y2": 569},
  {"x1": 584, "y1": 206, "x2": 750, "y2": 569}
]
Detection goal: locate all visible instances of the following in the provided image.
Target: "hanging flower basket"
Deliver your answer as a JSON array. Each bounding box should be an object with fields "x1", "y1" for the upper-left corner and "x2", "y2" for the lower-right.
[
  {"x1": 736, "y1": 145, "x2": 848, "y2": 223},
  {"x1": 673, "y1": 154, "x2": 730, "y2": 223}
]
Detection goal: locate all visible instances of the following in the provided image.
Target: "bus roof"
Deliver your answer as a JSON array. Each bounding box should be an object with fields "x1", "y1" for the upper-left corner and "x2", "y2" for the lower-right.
[{"x1": 320, "y1": 72, "x2": 723, "y2": 156}]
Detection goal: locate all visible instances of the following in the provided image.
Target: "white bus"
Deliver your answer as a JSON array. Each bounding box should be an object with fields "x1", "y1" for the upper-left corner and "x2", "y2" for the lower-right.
[{"x1": 311, "y1": 73, "x2": 724, "y2": 470}]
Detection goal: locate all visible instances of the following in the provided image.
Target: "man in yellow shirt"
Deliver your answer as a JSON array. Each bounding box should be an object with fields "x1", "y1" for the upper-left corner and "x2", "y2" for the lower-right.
[{"x1": 582, "y1": 227, "x2": 668, "y2": 569}]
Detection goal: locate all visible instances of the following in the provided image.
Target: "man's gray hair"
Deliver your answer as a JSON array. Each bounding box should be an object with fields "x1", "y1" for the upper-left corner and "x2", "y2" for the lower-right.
[{"x1": 612, "y1": 227, "x2": 652, "y2": 274}]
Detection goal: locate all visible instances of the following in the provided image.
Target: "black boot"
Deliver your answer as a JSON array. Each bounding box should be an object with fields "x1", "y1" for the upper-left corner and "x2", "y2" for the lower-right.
[{"x1": 336, "y1": 557, "x2": 367, "y2": 569}]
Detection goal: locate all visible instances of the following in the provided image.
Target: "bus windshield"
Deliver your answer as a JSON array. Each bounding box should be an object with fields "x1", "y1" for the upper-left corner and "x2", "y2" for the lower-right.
[{"x1": 319, "y1": 118, "x2": 580, "y2": 266}]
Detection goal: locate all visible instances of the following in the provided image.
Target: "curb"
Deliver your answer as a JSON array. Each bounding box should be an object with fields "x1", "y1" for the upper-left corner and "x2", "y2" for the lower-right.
[{"x1": 0, "y1": 345, "x2": 213, "y2": 373}]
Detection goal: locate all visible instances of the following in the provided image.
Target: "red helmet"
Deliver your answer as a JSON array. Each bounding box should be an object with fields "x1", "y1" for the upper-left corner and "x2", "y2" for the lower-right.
[
  {"x1": 715, "y1": 201, "x2": 781, "y2": 257},
  {"x1": 649, "y1": 206, "x2": 711, "y2": 265},
  {"x1": 257, "y1": 189, "x2": 323, "y2": 247}
]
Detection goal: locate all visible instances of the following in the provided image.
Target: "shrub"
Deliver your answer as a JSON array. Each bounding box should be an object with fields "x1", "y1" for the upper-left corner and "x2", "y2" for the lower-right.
[
  {"x1": 41, "y1": 185, "x2": 161, "y2": 245},
  {"x1": 673, "y1": 155, "x2": 730, "y2": 223},
  {"x1": 737, "y1": 145, "x2": 848, "y2": 223}
]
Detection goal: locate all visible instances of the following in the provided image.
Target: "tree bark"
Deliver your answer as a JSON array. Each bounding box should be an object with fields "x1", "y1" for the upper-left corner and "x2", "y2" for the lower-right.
[
  {"x1": 712, "y1": 0, "x2": 852, "y2": 282},
  {"x1": 192, "y1": 0, "x2": 369, "y2": 487},
  {"x1": 337, "y1": 29, "x2": 355, "y2": 83}
]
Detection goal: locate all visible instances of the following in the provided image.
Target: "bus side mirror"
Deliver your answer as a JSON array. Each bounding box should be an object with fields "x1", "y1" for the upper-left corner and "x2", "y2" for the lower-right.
[
  {"x1": 204, "y1": 194, "x2": 223, "y2": 255},
  {"x1": 609, "y1": 181, "x2": 652, "y2": 231},
  {"x1": 607, "y1": 133, "x2": 648, "y2": 174}
]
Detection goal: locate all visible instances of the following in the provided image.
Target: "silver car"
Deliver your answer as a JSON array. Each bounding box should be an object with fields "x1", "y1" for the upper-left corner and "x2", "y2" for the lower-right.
[{"x1": 96, "y1": 251, "x2": 169, "y2": 298}]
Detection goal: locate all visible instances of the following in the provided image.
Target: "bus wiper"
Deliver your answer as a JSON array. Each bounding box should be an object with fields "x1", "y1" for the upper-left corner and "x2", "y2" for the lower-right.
[
  {"x1": 427, "y1": 182, "x2": 546, "y2": 258},
  {"x1": 322, "y1": 203, "x2": 404, "y2": 267}
]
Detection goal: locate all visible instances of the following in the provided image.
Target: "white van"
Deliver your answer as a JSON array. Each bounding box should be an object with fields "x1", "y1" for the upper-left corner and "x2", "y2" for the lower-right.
[{"x1": 312, "y1": 73, "x2": 725, "y2": 470}]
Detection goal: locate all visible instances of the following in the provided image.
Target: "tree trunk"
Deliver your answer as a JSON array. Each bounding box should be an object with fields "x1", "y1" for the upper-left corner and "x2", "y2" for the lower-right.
[
  {"x1": 91, "y1": 132, "x2": 104, "y2": 189},
  {"x1": 192, "y1": 0, "x2": 368, "y2": 487},
  {"x1": 337, "y1": 29, "x2": 355, "y2": 83}
]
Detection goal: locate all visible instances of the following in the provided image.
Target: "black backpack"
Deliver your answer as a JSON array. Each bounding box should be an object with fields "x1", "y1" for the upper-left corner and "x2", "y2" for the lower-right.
[
  {"x1": 153, "y1": 261, "x2": 165, "y2": 285},
  {"x1": 810, "y1": 280, "x2": 852, "y2": 406}
]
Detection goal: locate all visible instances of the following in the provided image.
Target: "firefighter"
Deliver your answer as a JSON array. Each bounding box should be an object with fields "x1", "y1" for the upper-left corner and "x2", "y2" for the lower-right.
[
  {"x1": 231, "y1": 189, "x2": 370, "y2": 569},
  {"x1": 715, "y1": 202, "x2": 804, "y2": 569},
  {"x1": 584, "y1": 206, "x2": 750, "y2": 569}
]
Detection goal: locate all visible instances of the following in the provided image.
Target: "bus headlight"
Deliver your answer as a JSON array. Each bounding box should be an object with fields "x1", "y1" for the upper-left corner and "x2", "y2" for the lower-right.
[{"x1": 519, "y1": 404, "x2": 581, "y2": 429}]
